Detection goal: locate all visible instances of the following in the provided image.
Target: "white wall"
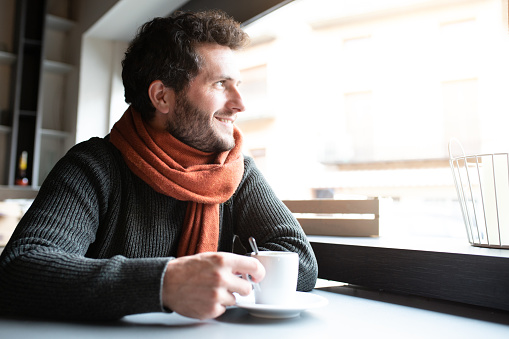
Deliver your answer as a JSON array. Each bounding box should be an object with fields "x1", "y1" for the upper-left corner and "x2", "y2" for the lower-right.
[
  {"x1": 108, "y1": 41, "x2": 129, "y2": 131},
  {"x1": 74, "y1": 0, "x2": 188, "y2": 143},
  {"x1": 76, "y1": 37, "x2": 124, "y2": 142},
  {"x1": 75, "y1": 38, "x2": 128, "y2": 143}
]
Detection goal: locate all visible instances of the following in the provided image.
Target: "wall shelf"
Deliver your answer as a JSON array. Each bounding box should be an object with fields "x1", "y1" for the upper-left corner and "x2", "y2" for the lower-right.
[
  {"x1": 46, "y1": 14, "x2": 74, "y2": 31},
  {"x1": 19, "y1": 110, "x2": 37, "y2": 117},
  {"x1": 0, "y1": 185, "x2": 39, "y2": 200},
  {"x1": 0, "y1": 51, "x2": 16, "y2": 64},
  {"x1": 41, "y1": 129, "x2": 70, "y2": 138},
  {"x1": 43, "y1": 59, "x2": 73, "y2": 74},
  {"x1": 23, "y1": 39, "x2": 43, "y2": 48},
  {"x1": 0, "y1": 125, "x2": 12, "y2": 134}
]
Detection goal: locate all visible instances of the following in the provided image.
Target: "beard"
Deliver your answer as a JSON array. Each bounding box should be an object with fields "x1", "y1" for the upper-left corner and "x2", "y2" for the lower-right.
[{"x1": 165, "y1": 92, "x2": 236, "y2": 153}]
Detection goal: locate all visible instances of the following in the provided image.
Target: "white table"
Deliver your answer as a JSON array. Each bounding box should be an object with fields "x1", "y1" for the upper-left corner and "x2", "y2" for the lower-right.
[{"x1": 1, "y1": 284, "x2": 509, "y2": 339}]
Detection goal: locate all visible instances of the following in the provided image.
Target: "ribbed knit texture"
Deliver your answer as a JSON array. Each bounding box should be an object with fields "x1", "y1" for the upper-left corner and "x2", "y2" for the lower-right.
[
  {"x1": 0, "y1": 137, "x2": 318, "y2": 320},
  {"x1": 109, "y1": 107, "x2": 245, "y2": 256}
]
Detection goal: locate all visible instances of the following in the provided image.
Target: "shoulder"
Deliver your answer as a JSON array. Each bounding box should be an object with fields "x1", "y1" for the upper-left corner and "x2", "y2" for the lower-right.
[
  {"x1": 243, "y1": 154, "x2": 255, "y2": 169},
  {"x1": 241, "y1": 155, "x2": 262, "y2": 180},
  {"x1": 44, "y1": 136, "x2": 124, "y2": 184},
  {"x1": 236, "y1": 155, "x2": 272, "y2": 195},
  {"x1": 63, "y1": 136, "x2": 122, "y2": 167},
  {"x1": 37, "y1": 136, "x2": 126, "y2": 202},
  {"x1": 69, "y1": 136, "x2": 118, "y2": 156}
]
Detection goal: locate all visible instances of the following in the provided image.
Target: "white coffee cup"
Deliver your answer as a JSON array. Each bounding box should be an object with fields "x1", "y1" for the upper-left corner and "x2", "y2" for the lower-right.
[{"x1": 251, "y1": 251, "x2": 299, "y2": 305}]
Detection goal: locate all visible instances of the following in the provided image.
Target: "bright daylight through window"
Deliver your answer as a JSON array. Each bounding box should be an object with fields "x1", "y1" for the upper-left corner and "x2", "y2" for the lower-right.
[{"x1": 236, "y1": 0, "x2": 509, "y2": 239}]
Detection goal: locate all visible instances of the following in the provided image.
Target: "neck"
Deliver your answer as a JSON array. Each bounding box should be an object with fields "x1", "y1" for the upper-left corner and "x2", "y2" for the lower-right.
[{"x1": 147, "y1": 110, "x2": 169, "y2": 132}]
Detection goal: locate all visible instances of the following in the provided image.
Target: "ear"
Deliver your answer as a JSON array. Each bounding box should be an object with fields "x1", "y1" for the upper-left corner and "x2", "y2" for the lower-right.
[{"x1": 148, "y1": 80, "x2": 175, "y2": 114}]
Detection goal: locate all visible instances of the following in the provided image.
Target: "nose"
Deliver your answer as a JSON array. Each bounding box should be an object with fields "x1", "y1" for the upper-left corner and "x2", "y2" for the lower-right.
[{"x1": 226, "y1": 85, "x2": 246, "y2": 113}]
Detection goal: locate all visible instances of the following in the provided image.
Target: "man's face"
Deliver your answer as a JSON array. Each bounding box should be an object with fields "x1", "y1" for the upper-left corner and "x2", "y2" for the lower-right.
[{"x1": 165, "y1": 43, "x2": 245, "y2": 153}]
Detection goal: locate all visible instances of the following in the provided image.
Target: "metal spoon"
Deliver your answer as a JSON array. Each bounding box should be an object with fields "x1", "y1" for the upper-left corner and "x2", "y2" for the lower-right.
[
  {"x1": 249, "y1": 236, "x2": 259, "y2": 255},
  {"x1": 247, "y1": 237, "x2": 261, "y2": 292}
]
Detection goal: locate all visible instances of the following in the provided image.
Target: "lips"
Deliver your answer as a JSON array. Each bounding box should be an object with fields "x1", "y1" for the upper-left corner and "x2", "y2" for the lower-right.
[
  {"x1": 214, "y1": 114, "x2": 237, "y2": 125},
  {"x1": 216, "y1": 117, "x2": 234, "y2": 124}
]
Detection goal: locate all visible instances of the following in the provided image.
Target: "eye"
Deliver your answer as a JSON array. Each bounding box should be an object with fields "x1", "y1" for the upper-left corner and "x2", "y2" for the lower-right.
[{"x1": 214, "y1": 80, "x2": 226, "y2": 89}]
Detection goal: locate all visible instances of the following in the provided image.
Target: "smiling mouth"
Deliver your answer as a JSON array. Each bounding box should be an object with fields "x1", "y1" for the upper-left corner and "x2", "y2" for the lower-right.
[
  {"x1": 215, "y1": 114, "x2": 237, "y2": 126},
  {"x1": 216, "y1": 118, "x2": 234, "y2": 124}
]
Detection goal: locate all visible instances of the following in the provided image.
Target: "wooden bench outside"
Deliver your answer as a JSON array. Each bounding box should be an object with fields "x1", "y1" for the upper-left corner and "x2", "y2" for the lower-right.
[{"x1": 282, "y1": 198, "x2": 379, "y2": 237}]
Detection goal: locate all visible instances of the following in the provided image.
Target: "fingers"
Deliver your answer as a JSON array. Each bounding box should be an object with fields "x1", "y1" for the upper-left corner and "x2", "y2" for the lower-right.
[
  {"x1": 222, "y1": 253, "x2": 266, "y2": 297},
  {"x1": 205, "y1": 252, "x2": 264, "y2": 296},
  {"x1": 224, "y1": 273, "x2": 253, "y2": 297},
  {"x1": 226, "y1": 252, "x2": 266, "y2": 283},
  {"x1": 162, "y1": 252, "x2": 264, "y2": 320},
  {"x1": 220, "y1": 286, "x2": 238, "y2": 306}
]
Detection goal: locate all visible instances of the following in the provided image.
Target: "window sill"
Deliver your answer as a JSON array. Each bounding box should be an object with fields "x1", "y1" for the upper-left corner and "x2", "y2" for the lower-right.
[{"x1": 308, "y1": 235, "x2": 509, "y2": 311}]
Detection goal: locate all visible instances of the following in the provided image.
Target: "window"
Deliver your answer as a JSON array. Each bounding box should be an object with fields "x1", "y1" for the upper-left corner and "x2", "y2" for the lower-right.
[
  {"x1": 439, "y1": 18, "x2": 478, "y2": 79},
  {"x1": 442, "y1": 79, "x2": 480, "y2": 154},
  {"x1": 238, "y1": 0, "x2": 509, "y2": 239},
  {"x1": 238, "y1": 64, "x2": 271, "y2": 122},
  {"x1": 342, "y1": 36, "x2": 373, "y2": 91},
  {"x1": 344, "y1": 91, "x2": 374, "y2": 162},
  {"x1": 249, "y1": 147, "x2": 268, "y2": 173},
  {"x1": 234, "y1": 0, "x2": 509, "y2": 311}
]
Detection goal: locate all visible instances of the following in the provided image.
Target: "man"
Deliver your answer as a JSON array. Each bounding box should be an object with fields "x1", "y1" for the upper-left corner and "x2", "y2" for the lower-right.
[{"x1": 0, "y1": 10, "x2": 318, "y2": 321}]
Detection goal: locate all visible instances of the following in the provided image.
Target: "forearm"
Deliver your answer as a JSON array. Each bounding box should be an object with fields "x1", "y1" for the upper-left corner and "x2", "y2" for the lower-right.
[
  {"x1": 0, "y1": 139, "x2": 170, "y2": 320},
  {"x1": 0, "y1": 241, "x2": 171, "y2": 320},
  {"x1": 233, "y1": 159, "x2": 318, "y2": 291}
]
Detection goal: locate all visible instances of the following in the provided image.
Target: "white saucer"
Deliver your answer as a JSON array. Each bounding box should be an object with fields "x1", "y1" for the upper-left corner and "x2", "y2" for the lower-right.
[{"x1": 235, "y1": 292, "x2": 328, "y2": 319}]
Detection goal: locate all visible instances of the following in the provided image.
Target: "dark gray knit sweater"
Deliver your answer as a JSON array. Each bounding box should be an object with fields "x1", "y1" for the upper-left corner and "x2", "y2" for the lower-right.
[{"x1": 0, "y1": 137, "x2": 318, "y2": 320}]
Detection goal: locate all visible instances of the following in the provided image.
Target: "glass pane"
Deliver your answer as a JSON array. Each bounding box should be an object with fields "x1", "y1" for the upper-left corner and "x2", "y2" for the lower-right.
[{"x1": 236, "y1": 0, "x2": 509, "y2": 239}]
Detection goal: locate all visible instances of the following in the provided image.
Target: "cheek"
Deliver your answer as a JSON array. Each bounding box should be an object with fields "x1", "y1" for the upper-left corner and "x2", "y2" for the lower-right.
[
  {"x1": 202, "y1": 97, "x2": 224, "y2": 115},
  {"x1": 190, "y1": 91, "x2": 217, "y2": 110},
  {"x1": 186, "y1": 86, "x2": 227, "y2": 115}
]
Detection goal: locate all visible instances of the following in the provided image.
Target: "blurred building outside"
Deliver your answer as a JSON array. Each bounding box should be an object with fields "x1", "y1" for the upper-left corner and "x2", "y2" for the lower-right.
[{"x1": 235, "y1": 0, "x2": 509, "y2": 238}]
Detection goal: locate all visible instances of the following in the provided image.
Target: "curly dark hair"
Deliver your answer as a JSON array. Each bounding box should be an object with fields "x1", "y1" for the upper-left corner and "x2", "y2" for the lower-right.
[{"x1": 121, "y1": 10, "x2": 250, "y2": 120}]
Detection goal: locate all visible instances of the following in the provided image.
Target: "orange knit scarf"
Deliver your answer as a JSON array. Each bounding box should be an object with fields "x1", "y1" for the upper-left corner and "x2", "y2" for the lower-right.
[{"x1": 109, "y1": 106, "x2": 244, "y2": 257}]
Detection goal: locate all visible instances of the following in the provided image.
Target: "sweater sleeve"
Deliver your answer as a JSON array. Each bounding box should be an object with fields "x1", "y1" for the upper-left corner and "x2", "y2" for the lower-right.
[
  {"x1": 232, "y1": 157, "x2": 318, "y2": 291},
  {"x1": 0, "y1": 138, "x2": 171, "y2": 320}
]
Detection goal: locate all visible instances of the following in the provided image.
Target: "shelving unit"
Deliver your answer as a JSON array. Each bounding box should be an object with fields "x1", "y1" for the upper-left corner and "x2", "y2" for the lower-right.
[
  {"x1": 0, "y1": 0, "x2": 75, "y2": 189},
  {"x1": 37, "y1": 3, "x2": 75, "y2": 185},
  {"x1": 0, "y1": 0, "x2": 16, "y2": 185}
]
